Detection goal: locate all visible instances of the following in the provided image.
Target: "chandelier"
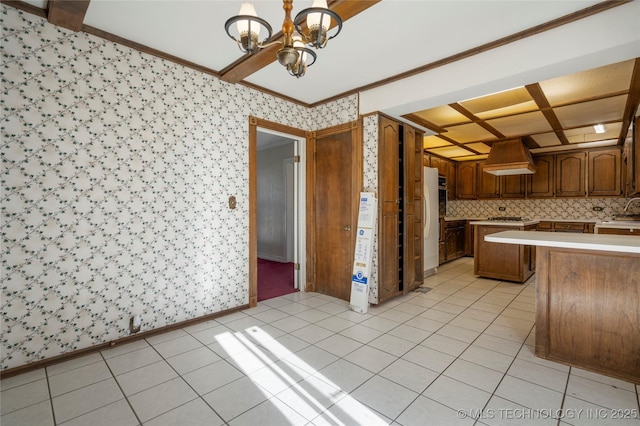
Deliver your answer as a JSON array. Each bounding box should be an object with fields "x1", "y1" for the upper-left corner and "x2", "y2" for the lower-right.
[{"x1": 224, "y1": 0, "x2": 342, "y2": 78}]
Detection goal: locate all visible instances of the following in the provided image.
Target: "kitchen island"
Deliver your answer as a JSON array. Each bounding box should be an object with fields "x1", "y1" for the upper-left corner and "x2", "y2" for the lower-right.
[
  {"x1": 470, "y1": 219, "x2": 539, "y2": 283},
  {"x1": 485, "y1": 231, "x2": 640, "y2": 383}
]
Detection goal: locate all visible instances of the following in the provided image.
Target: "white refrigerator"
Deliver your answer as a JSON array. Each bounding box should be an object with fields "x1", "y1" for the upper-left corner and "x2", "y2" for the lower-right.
[{"x1": 423, "y1": 167, "x2": 440, "y2": 277}]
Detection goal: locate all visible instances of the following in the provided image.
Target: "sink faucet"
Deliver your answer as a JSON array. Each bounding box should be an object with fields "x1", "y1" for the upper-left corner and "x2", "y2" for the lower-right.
[{"x1": 623, "y1": 197, "x2": 640, "y2": 212}]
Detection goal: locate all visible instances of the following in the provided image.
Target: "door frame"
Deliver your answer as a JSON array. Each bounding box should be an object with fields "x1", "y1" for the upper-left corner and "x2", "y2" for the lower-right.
[{"x1": 249, "y1": 117, "x2": 306, "y2": 307}]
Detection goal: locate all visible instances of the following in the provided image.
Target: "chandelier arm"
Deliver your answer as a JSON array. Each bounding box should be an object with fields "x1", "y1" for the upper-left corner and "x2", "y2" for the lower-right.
[
  {"x1": 224, "y1": 15, "x2": 274, "y2": 52},
  {"x1": 259, "y1": 40, "x2": 286, "y2": 49},
  {"x1": 296, "y1": 46, "x2": 316, "y2": 67},
  {"x1": 293, "y1": 7, "x2": 342, "y2": 47}
]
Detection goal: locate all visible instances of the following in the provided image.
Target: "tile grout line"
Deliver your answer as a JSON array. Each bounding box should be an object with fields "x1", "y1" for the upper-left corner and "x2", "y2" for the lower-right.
[
  {"x1": 139, "y1": 336, "x2": 233, "y2": 425},
  {"x1": 44, "y1": 364, "x2": 58, "y2": 426},
  {"x1": 98, "y1": 351, "x2": 143, "y2": 426},
  {"x1": 388, "y1": 273, "x2": 533, "y2": 424},
  {"x1": 556, "y1": 365, "x2": 573, "y2": 426}
]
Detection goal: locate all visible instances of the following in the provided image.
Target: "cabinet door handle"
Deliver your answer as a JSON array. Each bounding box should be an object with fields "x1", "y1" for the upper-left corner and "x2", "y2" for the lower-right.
[{"x1": 344, "y1": 225, "x2": 351, "y2": 231}]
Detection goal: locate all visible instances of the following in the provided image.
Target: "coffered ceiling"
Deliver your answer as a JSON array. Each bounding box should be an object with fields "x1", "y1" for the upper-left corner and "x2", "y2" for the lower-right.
[{"x1": 408, "y1": 58, "x2": 640, "y2": 161}]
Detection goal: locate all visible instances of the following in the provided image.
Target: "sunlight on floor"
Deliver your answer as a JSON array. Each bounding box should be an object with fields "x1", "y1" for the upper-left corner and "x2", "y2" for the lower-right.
[{"x1": 217, "y1": 325, "x2": 388, "y2": 425}]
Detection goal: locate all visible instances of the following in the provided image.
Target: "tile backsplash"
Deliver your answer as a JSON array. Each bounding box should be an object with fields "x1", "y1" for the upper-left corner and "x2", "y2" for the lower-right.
[{"x1": 448, "y1": 197, "x2": 638, "y2": 220}]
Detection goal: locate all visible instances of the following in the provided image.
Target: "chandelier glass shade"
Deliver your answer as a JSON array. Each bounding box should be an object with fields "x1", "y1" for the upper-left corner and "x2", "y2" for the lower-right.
[{"x1": 224, "y1": 0, "x2": 341, "y2": 78}]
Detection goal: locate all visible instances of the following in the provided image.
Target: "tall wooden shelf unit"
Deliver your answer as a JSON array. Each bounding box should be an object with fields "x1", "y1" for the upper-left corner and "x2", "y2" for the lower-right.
[{"x1": 378, "y1": 115, "x2": 424, "y2": 304}]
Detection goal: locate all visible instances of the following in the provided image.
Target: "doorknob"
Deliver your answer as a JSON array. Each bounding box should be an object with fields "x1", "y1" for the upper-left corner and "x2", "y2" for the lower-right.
[{"x1": 343, "y1": 225, "x2": 351, "y2": 231}]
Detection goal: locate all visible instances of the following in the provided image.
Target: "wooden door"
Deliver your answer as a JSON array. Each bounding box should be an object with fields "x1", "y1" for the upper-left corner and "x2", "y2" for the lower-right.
[
  {"x1": 378, "y1": 116, "x2": 402, "y2": 303},
  {"x1": 556, "y1": 152, "x2": 586, "y2": 197},
  {"x1": 312, "y1": 122, "x2": 361, "y2": 301}
]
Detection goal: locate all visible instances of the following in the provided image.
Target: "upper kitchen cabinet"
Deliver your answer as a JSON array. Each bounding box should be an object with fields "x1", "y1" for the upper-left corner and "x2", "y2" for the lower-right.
[
  {"x1": 527, "y1": 155, "x2": 555, "y2": 198},
  {"x1": 555, "y1": 152, "x2": 587, "y2": 197},
  {"x1": 457, "y1": 161, "x2": 477, "y2": 199},
  {"x1": 501, "y1": 175, "x2": 526, "y2": 198},
  {"x1": 588, "y1": 148, "x2": 622, "y2": 197},
  {"x1": 427, "y1": 155, "x2": 457, "y2": 200},
  {"x1": 429, "y1": 155, "x2": 449, "y2": 177},
  {"x1": 477, "y1": 161, "x2": 500, "y2": 199},
  {"x1": 478, "y1": 161, "x2": 525, "y2": 199}
]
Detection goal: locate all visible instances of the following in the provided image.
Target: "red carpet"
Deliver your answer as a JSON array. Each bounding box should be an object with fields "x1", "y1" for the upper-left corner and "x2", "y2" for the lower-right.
[{"x1": 257, "y1": 258, "x2": 298, "y2": 301}]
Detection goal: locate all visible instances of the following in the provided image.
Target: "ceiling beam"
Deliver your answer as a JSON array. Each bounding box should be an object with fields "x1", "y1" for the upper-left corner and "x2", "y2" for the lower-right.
[
  {"x1": 448, "y1": 103, "x2": 506, "y2": 140},
  {"x1": 219, "y1": 0, "x2": 380, "y2": 83},
  {"x1": 618, "y1": 57, "x2": 640, "y2": 145},
  {"x1": 526, "y1": 83, "x2": 571, "y2": 145},
  {"x1": 400, "y1": 114, "x2": 448, "y2": 134},
  {"x1": 47, "y1": 0, "x2": 90, "y2": 32}
]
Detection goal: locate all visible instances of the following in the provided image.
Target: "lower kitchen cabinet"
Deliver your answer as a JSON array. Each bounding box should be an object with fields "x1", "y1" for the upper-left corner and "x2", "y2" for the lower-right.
[
  {"x1": 474, "y1": 224, "x2": 537, "y2": 283},
  {"x1": 539, "y1": 221, "x2": 595, "y2": 233},
  {"x1": 596, "y1": 227, "x2": 640, "y2": 236},
  {"x1": 444, "y1": 220, "x2": 466, "y2": 262},
  {"x1": 464, "y1": 221, "x2": 475, "y2": 256}
]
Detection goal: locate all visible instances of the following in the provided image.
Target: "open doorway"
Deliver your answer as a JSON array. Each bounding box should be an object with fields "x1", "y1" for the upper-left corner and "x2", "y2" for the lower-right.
[{"x1": 256, "y1": 129, "x2": 302, "y2": 301}]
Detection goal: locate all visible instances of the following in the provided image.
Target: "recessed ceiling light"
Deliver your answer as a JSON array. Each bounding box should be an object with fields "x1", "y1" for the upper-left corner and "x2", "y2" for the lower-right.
[{"x1": 593, "y1": 124, "x2": 606, "y2": 134}]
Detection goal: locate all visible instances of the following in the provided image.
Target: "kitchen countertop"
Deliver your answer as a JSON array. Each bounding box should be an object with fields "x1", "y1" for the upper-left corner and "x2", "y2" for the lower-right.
[
  {"x1": 444, "y1": 216, "x2": 600, "y2": 223},
  {"x1": 594, "y1": 221, "x2": 640, "y2": 230},
  {"x1": 485, "y1": 230, "x2": 640, "y2": 254}
]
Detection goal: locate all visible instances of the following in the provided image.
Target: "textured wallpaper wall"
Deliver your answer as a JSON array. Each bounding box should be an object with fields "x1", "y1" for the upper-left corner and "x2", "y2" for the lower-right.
[
  {"x1": 362, "y1": 115, "x2": 379, "y2": 304},
  {"x1": 0, "y1": 5, "x2": 358, "y2": 370}
]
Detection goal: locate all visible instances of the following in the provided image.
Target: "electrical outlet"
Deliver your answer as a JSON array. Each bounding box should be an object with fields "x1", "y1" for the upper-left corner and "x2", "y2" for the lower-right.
[
  {"x1": 592, "y1": 206, "x2": 604, "y2": 211},
  {"x1": 130, "y1": 315, "x2": 141, "y2": 334},
  {"x1": 498, "y1": 206, "x2": 506, "y2": 211}
]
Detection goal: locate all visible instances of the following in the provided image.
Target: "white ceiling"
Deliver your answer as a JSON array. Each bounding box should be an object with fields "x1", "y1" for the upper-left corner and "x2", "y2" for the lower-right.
[{"x1": 24, "y1": 0, "x2": 620, "y2": 105}]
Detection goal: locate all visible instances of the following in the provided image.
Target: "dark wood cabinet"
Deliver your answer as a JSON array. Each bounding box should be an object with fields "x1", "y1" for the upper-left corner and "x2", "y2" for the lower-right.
[
  {"x1": 535, "y1": 247, "x2": 640, "y2": 383},
  {"x1": 404, "y1": 124, "x2": 424, "y2": 290},
  {"x1": 537, "y1": 221, "x2": 553, "y2": 231},
  {"x1": 527, "y1": 155, "x2": 555, "y2": 198},
  {"x1": 429, "y1": 155, "x2": 448, "y2": 177},
  {"x1": 447, "y1": 161, "x2": 457, "y2": 201},
  {"x1": 596, "y1": 227, "x2": 640, "y2": 236},
  {"x1": 457, "y1": 161, "x2": 477, "y2": 199},
  {"x1": 464, "y1": 221, "x2": 475, "y2": 256},
  {"x1": 556, "y1": 152, "x2": 587, "y2": 197},
  {"x1": 588, "y1": 148, "x2": 622, "y2": 197},
  {"x1": 501, "y1": 175, "x2": 526, "y2": 198},
  {"x1": 474, "y1": 224, "x2": 537, "y2": 283},
  {"x1": 378, "y1": 116, "x2": 423, "y2": 303},
  {"x1": 378, "y1": 117, "x2": 402, "y2": 303},
  {"x1": 428, "y1": 155, "x2": 457, "y2": 201},
  {"x1": 536, "y1": 221, "x2": 595, "y2": 233},
  {"x1": 477, "y1": 161, "x2": 500, "y2": 199},
  {"x1": 478, "y1": 161, "x2": 525, "y2": 199},
  {"x1": 445, "y1": 220, "x2": 465, "y2": 261}
]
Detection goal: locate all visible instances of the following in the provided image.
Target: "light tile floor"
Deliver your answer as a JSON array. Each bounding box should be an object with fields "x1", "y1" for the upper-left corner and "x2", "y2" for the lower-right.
[{"x1": 2, "y1": 258, "x2": 639, "y2": 425}]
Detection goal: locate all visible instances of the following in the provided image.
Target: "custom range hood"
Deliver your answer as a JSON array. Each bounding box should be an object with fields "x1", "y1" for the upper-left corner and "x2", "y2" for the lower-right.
[{"x1": 483, "y1": 139, "x2": 536, "y2": 176}]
